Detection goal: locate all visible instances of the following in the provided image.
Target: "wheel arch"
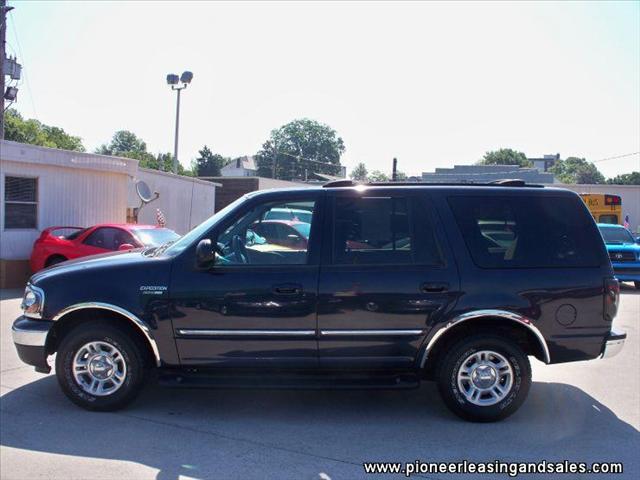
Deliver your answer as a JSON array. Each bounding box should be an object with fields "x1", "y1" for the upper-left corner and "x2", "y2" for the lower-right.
[
  {"x1": 47, "y1": 303, "x2": 161, "y2": 367},
  {"x1": 45, "y1": 254, "x2": 68, "y2": 266},
  {"x1": 420, "y1": 309, "x2": 550, "y2": 370}
]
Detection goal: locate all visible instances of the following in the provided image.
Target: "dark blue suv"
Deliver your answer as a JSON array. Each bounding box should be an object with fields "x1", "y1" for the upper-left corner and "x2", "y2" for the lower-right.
[{"x1": 12, "y1": 181, "x2": 626, "y2": 422}]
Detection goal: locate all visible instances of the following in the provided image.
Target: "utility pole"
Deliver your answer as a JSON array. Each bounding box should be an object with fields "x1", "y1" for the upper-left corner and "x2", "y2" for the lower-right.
[
  {"x1": 1, "y1": 0, "x2": 14, "y2": 140},
  {"x1": 165, "y1": 71, "x2": 193, "y2": 174}
]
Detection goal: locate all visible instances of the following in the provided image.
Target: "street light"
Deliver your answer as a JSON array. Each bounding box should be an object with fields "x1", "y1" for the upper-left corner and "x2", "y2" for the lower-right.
[{"x1": 166, "y1": 71, "x2": 193, "y2": 174}]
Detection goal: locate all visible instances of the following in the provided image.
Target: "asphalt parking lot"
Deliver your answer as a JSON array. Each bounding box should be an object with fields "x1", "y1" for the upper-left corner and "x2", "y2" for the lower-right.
[{"x1": 1, "y1": 287, "x2": 638, "y2": 480}]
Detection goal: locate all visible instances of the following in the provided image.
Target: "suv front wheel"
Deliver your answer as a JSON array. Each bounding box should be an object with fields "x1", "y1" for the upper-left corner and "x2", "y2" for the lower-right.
[
  {"x1": 436, "y1": 334, "x2": 531, "y2": 422},
  {"x1": 55, "y1": 320, "x2": 146, "y2": 411}
]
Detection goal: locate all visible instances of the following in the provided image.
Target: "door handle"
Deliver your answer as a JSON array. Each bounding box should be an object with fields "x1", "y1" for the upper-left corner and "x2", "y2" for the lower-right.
[
  {"x1": 273, "y1": 284, "x2": 303, "y2": 295},
  {"x1": 420, "y1": 282, "x2": 449, "y2": 293}
]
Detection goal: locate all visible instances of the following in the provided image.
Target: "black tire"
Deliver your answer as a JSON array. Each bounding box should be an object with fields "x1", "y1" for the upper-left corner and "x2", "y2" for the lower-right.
[
  {"x1": 436, "y1": 334, "x2": 531, "y2": 422},
  {"x1": 45, "y1": 255, "x2": 67, "y2": 267},
  {"x1": 634, "y1": 281, "x2": 640, "y2": 290},
  {"x1": 55, "y1": 320, "x2": 146, "y2": 411}
]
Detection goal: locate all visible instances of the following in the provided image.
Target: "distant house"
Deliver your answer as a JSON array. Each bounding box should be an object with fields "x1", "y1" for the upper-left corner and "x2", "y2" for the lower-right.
[{"x1": 220, "y1": 156, "x2": 257, "y2": 177}]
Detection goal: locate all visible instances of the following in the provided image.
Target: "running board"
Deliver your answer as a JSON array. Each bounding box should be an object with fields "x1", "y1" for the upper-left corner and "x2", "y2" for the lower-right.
[{"x1": 157, "y1": 371, "x2": 420, "y2": 390}]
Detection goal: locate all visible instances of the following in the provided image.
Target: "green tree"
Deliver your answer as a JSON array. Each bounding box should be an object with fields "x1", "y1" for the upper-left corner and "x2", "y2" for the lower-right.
[
  {"x1": 550, "y1": 157, "x2": 605, "y2": 184},
  {"x1": 478, "y1": 148, "x2": 531, "y2": 167},
  {"x1": 193, "y1": 145, "x2": 227, "y2": 177},
  {"x1": 256, "y1": 118, "x2": 345, "y2": 180},
  {"x1": 96, "y1": 130, "x2": 147, "y2": 156},
  {"x1": 394, "y1": 170, "x2": 408, "y2": 181},
  {"x1": 349, "y1": 162, "x2": 368, "y2": 181},
  {"x1": 607, "y1": 172, "x2": 640, "y2": 185},
  {"x1": 368, "y1": 170, "x2": 389, "y2": 182},
  {"x1": 96, "y1": 130, "x2": 192, "y2": 175},
  {"x1": 4, "y1": 109, "x2": 85, "y2": 151}
]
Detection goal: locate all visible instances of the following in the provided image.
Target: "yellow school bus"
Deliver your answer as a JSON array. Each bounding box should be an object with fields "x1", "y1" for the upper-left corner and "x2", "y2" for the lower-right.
[{"x1": 580, "y1": 193, "x2": 622, "y2": 225}]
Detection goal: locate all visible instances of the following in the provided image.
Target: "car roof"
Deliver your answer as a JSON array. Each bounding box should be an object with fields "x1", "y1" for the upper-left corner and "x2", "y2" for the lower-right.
[
  {"x1": 248, "y1": 183, "x2": 576, "y2": 200},
  {"x1": 87, "y1": 223, "x2": 168, "y2": 230}
]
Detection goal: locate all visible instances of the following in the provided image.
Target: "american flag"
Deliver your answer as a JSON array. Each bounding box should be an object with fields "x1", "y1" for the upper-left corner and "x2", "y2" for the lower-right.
[
  {"x1": 624, "y1": 215, "x2": 630, "y2": 230},
  {"x1": 156, "y1": 209, "x2": 166, "y2": 227}
]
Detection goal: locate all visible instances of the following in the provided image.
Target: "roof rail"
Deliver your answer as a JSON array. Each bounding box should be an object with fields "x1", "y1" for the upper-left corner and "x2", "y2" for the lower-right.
[
  {"x1": 490, "y1": 179, "x2": 527, "y2": 186},
  {"x1": 323, "y1": 180, "x2": 358, "y2": 188}
]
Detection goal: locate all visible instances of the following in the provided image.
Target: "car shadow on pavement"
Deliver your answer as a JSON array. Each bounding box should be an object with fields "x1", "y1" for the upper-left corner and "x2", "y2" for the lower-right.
[{"x1": 1, "y1": 376, "x2": 638, "y2": 479}]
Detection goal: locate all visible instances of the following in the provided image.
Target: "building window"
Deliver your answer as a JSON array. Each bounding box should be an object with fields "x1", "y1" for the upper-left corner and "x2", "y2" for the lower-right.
[{"x1": 4, "y1": 176, "x2": 38, "y2": 229}]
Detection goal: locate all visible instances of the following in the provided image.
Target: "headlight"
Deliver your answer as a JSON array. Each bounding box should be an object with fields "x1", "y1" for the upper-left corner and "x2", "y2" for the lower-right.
[{"x1": 21, "y1": 284, "x2": 45, "y2": 319}]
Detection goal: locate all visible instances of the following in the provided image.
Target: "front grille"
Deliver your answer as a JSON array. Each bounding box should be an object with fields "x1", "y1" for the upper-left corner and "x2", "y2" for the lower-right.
[{"x1": 609, "y1": 251, "x2": 636, "y2": 263}]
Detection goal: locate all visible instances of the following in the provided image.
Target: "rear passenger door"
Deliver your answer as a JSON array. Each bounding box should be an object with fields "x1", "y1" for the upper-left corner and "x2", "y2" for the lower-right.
[{"x1": 317, "y1": 190, "x2": 460, "y2": 369}]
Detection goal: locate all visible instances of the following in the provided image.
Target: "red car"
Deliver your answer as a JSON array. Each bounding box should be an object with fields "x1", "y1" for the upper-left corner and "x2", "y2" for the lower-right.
[{"x1": 30, "y1": 224, "x2": 180, "y2": 272}]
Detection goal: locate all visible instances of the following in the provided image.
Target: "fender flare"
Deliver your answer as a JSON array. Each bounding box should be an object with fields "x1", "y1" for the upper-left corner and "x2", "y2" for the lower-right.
[
  {"x1": 51, "y1": 302, "x2": 161, "y2": 367},
  {"x1": 419, "y1": 309, "x2": 551, "y2": 368}
]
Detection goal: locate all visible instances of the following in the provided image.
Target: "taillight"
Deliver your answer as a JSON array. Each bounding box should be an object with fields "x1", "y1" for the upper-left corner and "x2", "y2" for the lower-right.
[
  {"x1": 603, "y1": 277, "x2": 619, "y2": 321},
  {"x1": 604, "y1": 195, "x2": 621, "y2": 206}
]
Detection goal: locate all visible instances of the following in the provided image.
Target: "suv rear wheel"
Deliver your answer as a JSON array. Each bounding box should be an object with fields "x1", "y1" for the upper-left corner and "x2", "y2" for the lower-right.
[
  {"x1": 436, "y1": 334, "x2": 531, "y2": 422},
  {"x1": 55, "y1": 320, "x2": 146, "y2": 411}
]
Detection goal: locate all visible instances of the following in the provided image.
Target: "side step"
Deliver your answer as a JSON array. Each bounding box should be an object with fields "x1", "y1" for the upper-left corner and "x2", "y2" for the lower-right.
[{"x1": 157, "y1": 371, "x2": 420, "y2": 390}]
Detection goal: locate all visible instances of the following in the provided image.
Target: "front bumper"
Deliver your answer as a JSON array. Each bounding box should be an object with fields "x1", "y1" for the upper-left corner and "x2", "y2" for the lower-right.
[
  {"x1": 601, "y1": 329, "x2": 626, "y2": 359},
  {"x1": 12, "y1": 316, "x2": 54, "y2": 373},
  {"x1": 611, "y1": 262, "x2": 640, "y2": 282}
]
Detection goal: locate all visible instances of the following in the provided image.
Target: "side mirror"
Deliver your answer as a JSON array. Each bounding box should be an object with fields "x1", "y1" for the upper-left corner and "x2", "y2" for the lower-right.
[
  {"x1": 118, "y1": 243, "x2": 135, "y2": 251},
  {"x1": 196, "y1": 239, "x2": 216, "y2": 267}
]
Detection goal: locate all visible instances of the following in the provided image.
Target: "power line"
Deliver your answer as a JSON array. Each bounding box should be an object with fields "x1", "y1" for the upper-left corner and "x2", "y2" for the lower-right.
[{"x1": 593, "y1": 152, "x2": 640, "y2": 163}]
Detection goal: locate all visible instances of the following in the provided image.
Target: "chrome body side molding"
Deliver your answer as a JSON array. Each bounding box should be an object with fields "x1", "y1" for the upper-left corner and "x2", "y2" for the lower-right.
[
  {"x1": 320, "y1": 329, "x2": 424, "y2": 336},
  {"x1": 420, "y1": 309, "x2": 551, "y2": 367},
  {"x1": 177, "y1": 329, "x2": 316, "y2": 337},
  {"x1": 52, "y1": 302, "x2": 162, "y2": 367}
]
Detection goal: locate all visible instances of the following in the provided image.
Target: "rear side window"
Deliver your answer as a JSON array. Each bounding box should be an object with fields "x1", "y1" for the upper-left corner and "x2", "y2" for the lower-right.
[
  {"x1": 332, "y1": 196, "x2": 442, "y2": 265},
  {"x1": 448, "y1": 195, "x2": 604, "y2": 269}
]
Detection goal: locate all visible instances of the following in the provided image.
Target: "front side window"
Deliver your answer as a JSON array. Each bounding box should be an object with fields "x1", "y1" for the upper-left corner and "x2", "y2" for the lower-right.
[
  {"x1": 333, "y1": 196, "x2": 414, "y2": 265},
  {"x1": 214, "y1": 200, "x2": 316, "y2": 266},
  {"x1": 83, "y1": 227, "x2": 136, "y2": 251},
  {"x1": 448, "y1": 195, "x2": 604, "y2": 268},
  {"x1": 4, "y1": 176, "x2": 38, "y2": 229}
]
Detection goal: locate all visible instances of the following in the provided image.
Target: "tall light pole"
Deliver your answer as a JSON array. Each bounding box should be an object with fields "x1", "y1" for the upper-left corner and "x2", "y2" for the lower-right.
[{"x1": 166, "y1": 71, "x2": 193, "y2": 174}]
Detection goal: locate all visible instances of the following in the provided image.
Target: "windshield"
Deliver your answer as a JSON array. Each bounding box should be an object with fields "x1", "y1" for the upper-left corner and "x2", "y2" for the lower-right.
[
  {"x1": 132, "y1": 227, "x2": 180, "y2": 247},
  {"x1": 163, "y1": 195, "x2": 250, "y2": 256},
  {"x1": 599, "y1": 226, "x2": 635, "y2": 244}
]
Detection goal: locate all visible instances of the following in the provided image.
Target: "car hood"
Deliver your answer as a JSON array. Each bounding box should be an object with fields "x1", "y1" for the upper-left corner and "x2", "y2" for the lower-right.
[
  {"x1": 30, "y1": 249, "x2": 148, "y2": 284},
  {"x1": 604, "y1": 243, "x2": 640, "y2": 252}
]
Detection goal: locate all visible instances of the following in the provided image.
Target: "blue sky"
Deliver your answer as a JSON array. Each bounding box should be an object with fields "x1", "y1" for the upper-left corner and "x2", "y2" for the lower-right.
[{"x1": 6, "y1": 0, "x2": 640, "y2": 177}]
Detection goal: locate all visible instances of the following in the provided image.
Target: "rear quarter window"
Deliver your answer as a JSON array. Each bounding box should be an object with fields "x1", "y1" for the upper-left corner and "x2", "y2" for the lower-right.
[{"x1": 447, "y1": 195, "x2": 605, "y2": 269}]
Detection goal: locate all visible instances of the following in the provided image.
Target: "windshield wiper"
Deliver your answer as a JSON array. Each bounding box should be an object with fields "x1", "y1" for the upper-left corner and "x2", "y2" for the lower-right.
[{"x1": 152, "y1": 240, "x2": 176, "y2": 256}]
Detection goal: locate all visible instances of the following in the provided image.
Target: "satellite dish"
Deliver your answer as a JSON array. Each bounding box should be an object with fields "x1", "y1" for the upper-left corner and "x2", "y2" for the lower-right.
[{"x1": 135, "y1": 181, "x2": 154, "y2": 203}]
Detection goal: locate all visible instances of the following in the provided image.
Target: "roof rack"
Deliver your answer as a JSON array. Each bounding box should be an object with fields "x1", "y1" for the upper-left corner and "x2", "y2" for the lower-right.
[{"x1": 323, "y1": 179, "x2": 542, "y2": 188}]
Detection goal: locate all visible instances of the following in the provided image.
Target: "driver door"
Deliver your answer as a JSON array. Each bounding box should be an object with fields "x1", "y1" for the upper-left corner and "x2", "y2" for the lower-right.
[{"x1": 169, "y1": 192, "x2": 324, "y2": 368}]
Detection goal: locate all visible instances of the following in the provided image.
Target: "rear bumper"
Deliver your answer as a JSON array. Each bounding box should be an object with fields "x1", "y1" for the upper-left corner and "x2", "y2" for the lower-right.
[
  {"x1": 601, "y1": 329, "x2": 626, "y2": 359},
  {"x1": 12, "y1": 316, "x2": 53, "y2": 373}
]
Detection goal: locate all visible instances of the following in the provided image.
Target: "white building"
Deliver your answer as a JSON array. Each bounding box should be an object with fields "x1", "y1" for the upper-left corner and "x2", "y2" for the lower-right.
[
  {"x1": 0, "y1": 140, "x2": 219, "y2": 288},
  {"x1": 220, "y1": 156, "x2": 257, "y2": 177}
]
